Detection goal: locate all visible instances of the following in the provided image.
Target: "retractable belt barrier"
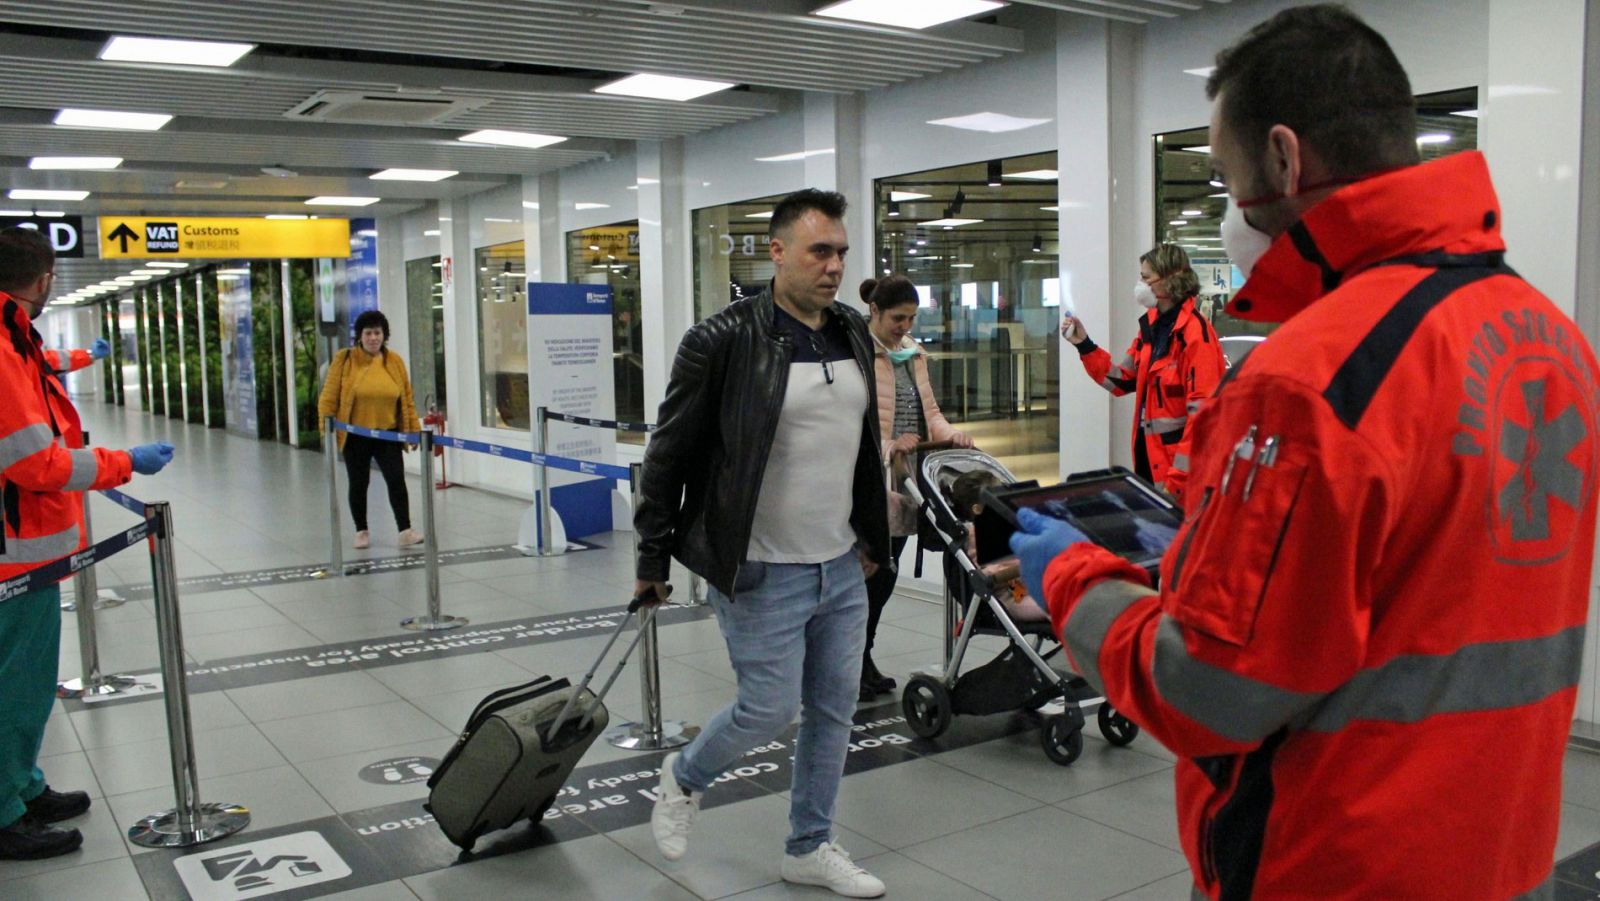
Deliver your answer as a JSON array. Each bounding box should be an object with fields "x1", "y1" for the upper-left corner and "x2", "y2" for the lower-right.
[
  {"x1": 0, "y1": 511, "x2": 152, "y2": 602},
  {"x1": 330, "y1": 420, "x2": 633, "y2": 481},
  {"x1": 542, "y1": 410, "x2": 657, "y2": 434}
]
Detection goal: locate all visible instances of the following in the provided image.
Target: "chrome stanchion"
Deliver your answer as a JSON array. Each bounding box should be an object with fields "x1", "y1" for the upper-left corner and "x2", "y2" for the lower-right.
[
  {"x1": 320, "y1": 415, "x2": 344, "y2": 579},
  {"x1": 530, "y1": 405, "x2": 563, "y2": 557},
  {"x1": 688, "y1": 573, "x2": 709, "y2": 607},
  {"x1": 607, "y1": 462, "x2": 698, "y2": 751},
  {"x1": 58, "y1": 467, "x2": 144, "y2": 698},
  {"x1": 402, "y1": 428, "x2": 467, "y2": 632},
  {"x1": 129, "y1": 502, "x2": 250, "y2": 848}
]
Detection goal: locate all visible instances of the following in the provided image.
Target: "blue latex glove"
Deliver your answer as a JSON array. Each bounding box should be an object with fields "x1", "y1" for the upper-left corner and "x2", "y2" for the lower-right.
[
  {"x1": 1009, "y1": 507, "x2": 1090, "y2": 607},
  {"x1": 89, "y1": 338, "x2": 111, "y2": 360},
  {"x1": 129, "y1": 442, "x2": 175, "y2": 475}
]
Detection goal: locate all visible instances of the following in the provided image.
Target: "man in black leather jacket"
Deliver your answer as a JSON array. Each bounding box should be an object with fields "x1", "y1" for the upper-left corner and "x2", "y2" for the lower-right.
[{"x1": 635, "y1": 189, "x2": 891, "y2": 898}]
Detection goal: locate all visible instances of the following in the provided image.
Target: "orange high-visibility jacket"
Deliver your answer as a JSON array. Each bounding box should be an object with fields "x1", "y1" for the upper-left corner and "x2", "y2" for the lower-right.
[
  {"x1": 1042, "y1": 152, "x2": 1596, "y2": 900},
  {"x1": 1073, "y1": 295, "x2": 1224, "y2": 506},
  {"x1": 1, "y1": 295, "x2": 132, "y2": 583},
  {"x1": 41, "y1": 347, "x2": 93, "y2": 375}
]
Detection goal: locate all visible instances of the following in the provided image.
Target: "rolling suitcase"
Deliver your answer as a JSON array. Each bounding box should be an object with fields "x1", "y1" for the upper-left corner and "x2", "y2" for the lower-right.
[{"x1": 425, "y1": 597, "x2": 661, "y2": 851}]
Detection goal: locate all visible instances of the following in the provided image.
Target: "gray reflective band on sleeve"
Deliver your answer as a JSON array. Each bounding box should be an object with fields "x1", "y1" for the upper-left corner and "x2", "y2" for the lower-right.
[
  {"x1": 63, "y1": 449, "x2": 99, "y2": 491},
  {"x1": 0, "y1": 523, "x2": 79, "y2": 565},
  {"x1": 1172, "y1": 454, "x2": 1190, "y2": 471},
  {"x1": 1145, "y1": 416, "x2": 1188, "y2": 435},
  {"x1": 0, "y1": 423, "x2": 53, "y2": 470},
  {"x1": 1151, "y1": 617, "x2": 1324, "y2": 744},
  {"x1": 1304, "y1": 625, "x2": 1585, "y2": 733},
  {"x1": 1062, "y1": 579, "x2": 1156, "y2": 693},
  {"x1": 1119, "y1": 355, "x2": 1137, "y2": 373}
]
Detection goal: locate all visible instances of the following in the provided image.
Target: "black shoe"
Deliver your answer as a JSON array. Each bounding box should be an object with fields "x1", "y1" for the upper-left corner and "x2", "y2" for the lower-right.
[
  {"x1": 0, "y1": 817, "x2": 83, "y2": 860},
  {"x1": 24, "y1": 787, "x2": 90, "y2": 824},
  {"x1": 862, "y1": 657, "x2": 897, "y2": 694}
]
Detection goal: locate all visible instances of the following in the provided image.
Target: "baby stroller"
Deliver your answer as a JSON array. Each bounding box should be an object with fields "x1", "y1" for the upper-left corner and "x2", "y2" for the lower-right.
[{"x1": 898, "y1": 449, "x2": 1141, "y2": 766}]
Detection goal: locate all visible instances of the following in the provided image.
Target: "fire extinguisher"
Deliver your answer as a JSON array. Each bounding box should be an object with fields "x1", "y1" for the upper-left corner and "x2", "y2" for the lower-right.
[{"x1": 422, "y1": 396, "x2": 452, "y2": 489}]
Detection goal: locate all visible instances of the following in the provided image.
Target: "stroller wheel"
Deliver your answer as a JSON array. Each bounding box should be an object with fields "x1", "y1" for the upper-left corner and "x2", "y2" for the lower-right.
[
  {"x1": 1097, "y1": 704, "x2": 1139, "y2": 747},
  {"x1": 902, "y1": 675, "x2": 953, "y2": 740},
  {"x1": 1041, "y1": 715, "x2": 1084, "y2": 766}
]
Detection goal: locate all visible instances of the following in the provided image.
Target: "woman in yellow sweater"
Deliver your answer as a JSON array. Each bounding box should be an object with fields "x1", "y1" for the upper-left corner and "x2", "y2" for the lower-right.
[{"x1": 318, "y1": 310, "x2": 424, "y2": 549}]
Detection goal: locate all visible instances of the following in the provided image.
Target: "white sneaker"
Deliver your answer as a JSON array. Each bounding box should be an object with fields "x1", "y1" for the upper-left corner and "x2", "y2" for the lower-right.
[
  {"x1": 397, "y1": 529, "x2": 424, "y2": 547},
  {"x1": 781, "y1": 841, "x2": 886, "y2": 898},
  {"x1": 651, "y1": 752, "x2": 701, "y2": 861},
  {"x1": 353, "y1": 531, "x2": 370, "y2": 549}
]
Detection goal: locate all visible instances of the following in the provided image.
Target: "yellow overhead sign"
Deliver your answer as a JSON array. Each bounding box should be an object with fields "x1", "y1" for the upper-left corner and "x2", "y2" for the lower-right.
[{"x1": 96, "y1": 216, "x2": 352, "y2": 259}]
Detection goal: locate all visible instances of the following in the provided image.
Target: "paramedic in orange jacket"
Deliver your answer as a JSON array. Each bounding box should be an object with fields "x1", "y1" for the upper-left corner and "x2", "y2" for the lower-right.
[
  {"x1": 1060, "y1": 243, "x2": 1224, "y2": 506},
  {"x1": 1013, "y1": 6, "x2": 1596, "y2": 900},
  {"x1": 0, "y1": 227, "x2": 174, "y2": 861},
  {"x1": 41, "y1": 338, "x2": 111, "y2": 376}
]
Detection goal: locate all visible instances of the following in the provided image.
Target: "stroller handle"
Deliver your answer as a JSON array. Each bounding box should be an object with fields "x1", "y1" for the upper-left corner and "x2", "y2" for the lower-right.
[{"x1": 894, "y1": 439, "x2": 957, "y2": 458}]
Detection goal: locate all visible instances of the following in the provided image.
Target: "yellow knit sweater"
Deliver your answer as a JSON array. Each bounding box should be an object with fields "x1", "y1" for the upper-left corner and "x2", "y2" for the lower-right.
[{"x1": 317, "y1": 346, "x2": 422, "y2": 450}]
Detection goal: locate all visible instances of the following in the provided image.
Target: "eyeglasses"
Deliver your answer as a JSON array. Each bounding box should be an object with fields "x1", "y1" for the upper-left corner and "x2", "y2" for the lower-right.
[{"x1": 807, "y1": 332, "x2": 834, "y2": 385}]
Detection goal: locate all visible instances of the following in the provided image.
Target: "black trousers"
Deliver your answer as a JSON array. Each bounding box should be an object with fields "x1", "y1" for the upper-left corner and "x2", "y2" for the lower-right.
[
  {"x1": 864, "y1": 536, "x2": 910, "y2": 654},
  {"x1": 343, "y1": 433, "x2": 411, "y2": 532}
]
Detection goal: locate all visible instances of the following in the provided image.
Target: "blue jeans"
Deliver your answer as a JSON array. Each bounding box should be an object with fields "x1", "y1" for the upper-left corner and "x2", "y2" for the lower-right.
[{"x1": 674, "y1": 550, "x2": 868, "y2": 856}]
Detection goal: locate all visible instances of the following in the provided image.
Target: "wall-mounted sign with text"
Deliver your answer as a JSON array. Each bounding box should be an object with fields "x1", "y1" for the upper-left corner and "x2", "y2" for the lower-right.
[
  {"x1": 96, "y1": 216, "x2": 351, "y2": 259},
  {"x1": 0, "y1": 215, "x2": 84, "y2": 258}
]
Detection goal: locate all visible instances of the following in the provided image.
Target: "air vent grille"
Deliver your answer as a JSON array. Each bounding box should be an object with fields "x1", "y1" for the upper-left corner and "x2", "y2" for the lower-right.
[{"x1": 286, "y1": 91, "x2": 488, "y2": 125}]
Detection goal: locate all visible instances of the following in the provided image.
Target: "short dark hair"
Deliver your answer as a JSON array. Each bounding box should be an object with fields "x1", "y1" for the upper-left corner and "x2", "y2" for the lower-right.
[
  {"x1": 353, "y1": 309, "x2": 390, "y2": 341},
  {"x1": 861, "y1": 274, "x2": 919, "y2": 310},
  {"x1": 0, "y1": 227, "x2": 54, "y2": 293},
  {"x1": 1206, "y1": 4, "x2": 1420, "y2": 180},
  {"x1": 769, "y1": 189, "x2": 847, "y2": 240}
]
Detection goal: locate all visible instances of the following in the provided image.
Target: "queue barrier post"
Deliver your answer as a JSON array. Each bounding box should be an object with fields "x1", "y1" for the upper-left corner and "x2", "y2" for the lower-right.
[
  {"x1": 57, "y1": 461, "x2": 145, "y2": 698},
  {"x1": 606, "y1": 462, "x2": 699, "y2": 751},
  {"x1": 531, "y1": 405, "x2": 562, "y2": 557},
  {"x1": 401, "y1": 427, "x2": 467, "y2": 632},
  {"x1": 128, "y1": 501, "x2": 250, "y2": 848},
  {"x1": 321, "y1": 416, "x2": 344, "y2": 579}
]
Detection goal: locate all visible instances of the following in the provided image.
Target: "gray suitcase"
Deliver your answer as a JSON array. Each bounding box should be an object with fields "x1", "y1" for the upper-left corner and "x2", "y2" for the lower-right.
[{"x1": 426, "y1": 598, "x2": 658, "y2": 851}]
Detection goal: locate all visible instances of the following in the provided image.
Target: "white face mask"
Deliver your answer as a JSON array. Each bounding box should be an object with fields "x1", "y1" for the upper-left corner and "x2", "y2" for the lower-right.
[
  {"x1": 1221, "y1": 196, "x2": 1274, "y2": 280},
  {"x1": 1133, "y1": 281, "x2": 1159, "y2": 309}
]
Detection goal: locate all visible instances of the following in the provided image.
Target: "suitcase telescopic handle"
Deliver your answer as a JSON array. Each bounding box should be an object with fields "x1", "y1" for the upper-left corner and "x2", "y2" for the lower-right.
[{"x1": 546, "y1": 594, "x2": 667, "y2": 742}]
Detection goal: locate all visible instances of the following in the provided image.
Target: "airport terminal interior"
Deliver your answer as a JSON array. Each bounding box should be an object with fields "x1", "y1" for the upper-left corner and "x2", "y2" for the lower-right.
[{"x1": 3, "y1": 0, "x2": 1600, "y2": 898}]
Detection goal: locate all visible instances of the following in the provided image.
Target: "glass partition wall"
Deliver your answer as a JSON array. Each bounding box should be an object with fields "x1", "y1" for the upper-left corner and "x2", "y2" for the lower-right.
[
  {"x1": 875, "y1": 152, "x2": 1062, "y2": 484},
  {"x1": 691, "y1": 193, "x2": 784, "y2": 322},
  {"x1": 566, "y1": 221, "x2": 644, "y2": 444},
  {"x1": 476, "y1": 240, "x2": 528, "y2": 430},
  {"x1": 1154, "y1": 87, "x2": 1480, "y2": 350}
]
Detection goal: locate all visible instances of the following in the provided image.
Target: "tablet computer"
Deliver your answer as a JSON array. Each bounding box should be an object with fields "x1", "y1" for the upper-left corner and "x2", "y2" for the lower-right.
[{"x1": 976, "y1": 468, "x2": 1182, "y2": 574}]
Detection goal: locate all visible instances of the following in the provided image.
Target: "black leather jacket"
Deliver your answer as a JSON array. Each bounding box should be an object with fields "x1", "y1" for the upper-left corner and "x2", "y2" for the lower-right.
[{"x1": 634, "y1": 285, "x2": 890, "y2": 599}]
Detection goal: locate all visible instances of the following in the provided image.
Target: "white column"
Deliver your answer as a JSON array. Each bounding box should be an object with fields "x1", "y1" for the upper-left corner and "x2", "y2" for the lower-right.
[
  {"x1": 437, "y1": 199, "x2": 480, "y2": 485},
  {"x1": 1482, "y1": 0, "x2": 1587, "y2": 315},
  {"x1": 803, "y1": 92, "x2": 872, "y2": 312},
  {"x1": 637, "y1": 139, "x2": 692, "y2": 419},
  {"x1": 1055, "y1": 16, "x2": 1126, "y2": 479}
]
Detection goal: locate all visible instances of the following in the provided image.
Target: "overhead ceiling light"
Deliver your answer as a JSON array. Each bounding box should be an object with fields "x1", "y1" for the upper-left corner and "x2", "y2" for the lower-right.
[
  {"x1": 8, "y1": 189, "x2": 89, "y2": 201},
  {"x1": 889, "y1": 191, "x2": 930, "y2": 202},
  {"x1": 1208, "y1": 192, "x2": 1228, "y2": 198},
  {"x1": 951, "y1": 263, "x2": 975, "y2": 269},
  {"x1": 423, "y1": 229, "x2": 440, "y2": 237},
  {"x1": 305, "y1": 196, "x2": 380, "y2": 206},
  {"x1": 29, "y1": 156, "x2": 122, "y2": 170},
  {"x1": 1021, "y1": 259, "x2": 1055, "y2": 265},
  {"x1": 1450, "y1": 109, "x2": 1481, "y2": 119},
  {"x1": 370, "y1": 168, "x2": 459, "y2": 182},
  {"x1": 113, "y1": 276, "x2": 141, "y2": 284},
  {"x1": 813, "y1": 0, "x2": 1005, "y2": 30},
  {"x1": 123, "y1": 274, "x2": 154, "y2": 281},
  {"x1": 1180, "y1": 209, "x2": 1204, "y2": 216},
  {"x1": 1169, "y1": 219, "x2": 1188, "y2": 225},
  {"x1": 260, "y1": 165, "x2": 298, "y2": 178},
  {"x1": 926, "y1": 112, "x2": 1051, "y2": 133},
  {"x1": 574, "y1": 202, "x2": 610, "y2": 210},
  {"x1": 1183, "y1": 67, "x2": 1216, "y2": 77},
  {"x1": 216, "y1": 267, "x2": 250, "y2": 275},
  {"x1": 458, "y1": 129, "x2": 568, "y2": 149},
  {"x1": 522, "y1": 201, "x2": 541, "y2": 210},
  {"x1": 147, "y1": 261, "x2": 189, "y2": 269},
  {"x1": 1008, "y1": 169, "x2": 1058, "y2": 180},
  {"x1": 1183, "y1": 145, "x2": 1212, "y2": 154},
  {"x1": 886, "y1": 201, "x2": 900, "y2": 217},
  {"x1": 483, "y1": 217, "x2": 517, "y2": 223},
  {"x1": 1040, "y1": 205, "x2": 1060, "y2": 212},
  {"x1": 754, "y1": 149, "x2": 835, "y2": 163},
  {"x1": 986, "y1": 160, "x2": 1003, "y2": 186},
  {"x1": 1031, "y1": 234, "x2": 1043, "y2": 252},
  {"x1": 745, "y1": 211, "x2": 774, "y2": 219},
  {"x1": 1416, "y1": 133, "x2": 1452, "y2": 145},
  {"x1": 921, "y1": 217, "x2": 983, "y2": 227},
  {"x1": 1208, "y1": 179, "x2": 1224, "y2": 188},
  {"x1": 100, "y1": 35, "x2": 255, "y2": 67},
  {"x1": 131, "y1": 269, "x2": 166, "y2": 276},
  {"x1": 54, "y1": 108, "x2": 171, "y2": 131},
  {"x1": 265, "y1": 214, "x2": 309, "y2": 220},
  {"x1": 593, "y1": 72, "x2": 735, "y2": 102}
]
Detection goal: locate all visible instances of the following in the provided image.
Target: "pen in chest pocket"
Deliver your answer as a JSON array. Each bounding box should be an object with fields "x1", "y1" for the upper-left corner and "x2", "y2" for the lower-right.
[
  {"x1": 1241, "y1": 435, "x2": 1280, "y2": 502},
  {"x1": 1219, "y1": 425, "x2": 1257, "y2": 497}
]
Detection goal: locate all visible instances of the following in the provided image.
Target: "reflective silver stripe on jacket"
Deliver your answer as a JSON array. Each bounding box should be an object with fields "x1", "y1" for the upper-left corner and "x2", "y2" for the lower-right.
[
  {"x1": 0, "y1": 423, "x2": 53, "y2": 470},
  {"x1": 1144, "y1": 415, "x2": 1188, "y2": 435},
  {"x1": 1303, "y1": 625, "x2": 1584, "y2": 733},
  {"x1": 63, "y1": 449, "x2": 99, "y2": 491},
  {"x1": 1062, "y1": 579, "x2": 1156, "y2": 693},
  {"x1": 0, "y1": 523, "x2": 78, "y2": 565},
  {"x1": 1152, "y1": 617, "x2": 1324, "y2": 743},
  {"x1": 1171, "y1": 453, "x2": 1190, "y2": 471}
]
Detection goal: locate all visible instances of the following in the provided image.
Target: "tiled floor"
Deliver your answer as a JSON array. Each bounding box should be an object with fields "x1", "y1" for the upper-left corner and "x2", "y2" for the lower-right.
[{"x1": 4, "y1": 403, "x2": 1598, "y2": 900}]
